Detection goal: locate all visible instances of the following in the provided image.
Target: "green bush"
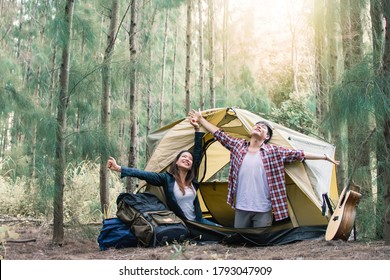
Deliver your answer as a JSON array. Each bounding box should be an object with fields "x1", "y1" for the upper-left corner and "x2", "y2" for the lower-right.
[{"x1": 0, "y1": 160, "x2": 125, "y2": 224}]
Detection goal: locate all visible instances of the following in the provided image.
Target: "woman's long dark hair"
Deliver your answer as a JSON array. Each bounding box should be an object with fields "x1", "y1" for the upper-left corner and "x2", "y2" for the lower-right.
[{"x1": 168, "y1": 150, "x2": 196, "y2": 195}]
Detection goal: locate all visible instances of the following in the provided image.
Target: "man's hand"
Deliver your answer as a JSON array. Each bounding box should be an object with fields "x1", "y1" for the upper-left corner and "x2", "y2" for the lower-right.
[
  {"x1": 188, "y1": 109, "x2": 202, "y2": 123},
  {"x1": 188, "y1": 109, "x2": 219, "y2": 134},
  {"x1": 325, "y1": 154, "x2": 340, "y2": 165}
]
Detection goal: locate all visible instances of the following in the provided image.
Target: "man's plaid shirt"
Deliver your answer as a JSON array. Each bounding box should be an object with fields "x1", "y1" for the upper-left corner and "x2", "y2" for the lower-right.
[{"x1": 213, "y1": 129, "x2": 305, "y2": 221}]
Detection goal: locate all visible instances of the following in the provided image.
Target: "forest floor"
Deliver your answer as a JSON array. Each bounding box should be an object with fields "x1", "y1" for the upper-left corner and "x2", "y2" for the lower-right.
[{"x1": 1, "y1": 215, "x2": 389, "y2": 260}]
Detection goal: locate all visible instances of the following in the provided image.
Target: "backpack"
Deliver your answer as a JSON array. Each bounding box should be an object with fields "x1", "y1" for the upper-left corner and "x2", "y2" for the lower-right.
[
  {"x1": 97, "y1": 218, "x2": 138, "y2": 250},
  {"x1": 116, "y1": 192, "x2": 189, "y2": 247}
]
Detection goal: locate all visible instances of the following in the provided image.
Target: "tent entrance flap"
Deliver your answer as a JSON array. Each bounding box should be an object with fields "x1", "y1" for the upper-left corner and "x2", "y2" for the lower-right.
[
  {"x1": 199, "y1": 175, "x2": 330, "y2": 228},
  {"x1": 199, "y1": 182, "x2": 235, "y2": 227}
]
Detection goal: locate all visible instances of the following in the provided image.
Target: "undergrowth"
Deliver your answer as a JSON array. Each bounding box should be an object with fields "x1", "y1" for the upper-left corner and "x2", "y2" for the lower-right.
[{"x1": 0, "y1": 160, "x2": 125, "y2": 224}]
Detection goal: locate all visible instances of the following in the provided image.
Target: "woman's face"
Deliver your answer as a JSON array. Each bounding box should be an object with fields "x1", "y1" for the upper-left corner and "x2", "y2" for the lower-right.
[{"x1": 175, "y1": 152, "x2": 193, "y2": 171}]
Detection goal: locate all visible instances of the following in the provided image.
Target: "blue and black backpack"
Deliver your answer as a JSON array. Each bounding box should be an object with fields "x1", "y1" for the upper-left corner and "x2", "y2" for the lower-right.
[{"x1": 97, "y1": 217, "x2": 138, "y2": 250}]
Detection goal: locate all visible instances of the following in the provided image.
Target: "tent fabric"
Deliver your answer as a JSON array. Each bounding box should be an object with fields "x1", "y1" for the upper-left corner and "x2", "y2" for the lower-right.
[
  {"x1": 139, "y1": 108, "x2": 338, "y2": 245},
  {"x1": 184, "y1": 220, "x2": 326, "y2": 246}
]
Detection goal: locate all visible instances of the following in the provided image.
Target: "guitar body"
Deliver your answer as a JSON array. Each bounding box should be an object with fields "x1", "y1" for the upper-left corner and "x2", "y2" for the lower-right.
[{"x1": 325, "y1": 187, "x2": 362, "y2": 241}]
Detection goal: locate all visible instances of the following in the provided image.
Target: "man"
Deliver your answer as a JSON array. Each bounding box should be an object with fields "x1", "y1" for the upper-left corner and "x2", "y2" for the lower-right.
[{"x1": 189, "y1": 109, "x2": 340, "y2": 228}]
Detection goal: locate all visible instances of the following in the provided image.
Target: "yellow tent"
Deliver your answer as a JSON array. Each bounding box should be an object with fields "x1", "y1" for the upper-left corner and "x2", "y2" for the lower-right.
[{"x1": 140, "y1": 108, "x2": 338, "y2": 245}]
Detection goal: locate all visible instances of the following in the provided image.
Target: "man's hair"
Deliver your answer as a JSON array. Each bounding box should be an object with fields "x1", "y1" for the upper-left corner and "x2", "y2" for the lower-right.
[{"x1": 255, "y1": 121, "x2": 273, "y2": 143}]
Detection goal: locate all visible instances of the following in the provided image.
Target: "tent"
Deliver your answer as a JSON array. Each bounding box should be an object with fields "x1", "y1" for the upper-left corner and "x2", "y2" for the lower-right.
[{"x1": 139, "y1": 107, "x2": 338, "y2": 246}]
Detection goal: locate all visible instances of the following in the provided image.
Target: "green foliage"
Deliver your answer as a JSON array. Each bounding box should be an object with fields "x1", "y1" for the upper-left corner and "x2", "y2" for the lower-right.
[
  {"x1": 0, "y1": 75, "x2": 32, "y2": 114},
  {"x1": 0, "y1": 174, "x2": 38, "y2": 217},
  {"x1": 155, "y1": 0, "x2": 187, "y2": 9},
  {"x1": 171, "y1": 242, "x2": 186, "y2": 259},
  {"x1": 0, "y1": 0, "x2": 387, "y2": 243},
  {"x1": 328, "y1": 61, "x2": 375, "y2": 127},
  {"x1": 356, "y1": 193, "x2": 384, "y2": 240},
  {"x1": 0, "y1": 161, "x2": 125, "y2": 223},
  {"x1": 0, "y1": 151, "x2": 31, "y2": 180},
  {"x1": 226, "y1": 65, "x2": 272, "y2": 114},
  {"x1": 270, "y1": 96, "x2": 318, "y2": 134}
]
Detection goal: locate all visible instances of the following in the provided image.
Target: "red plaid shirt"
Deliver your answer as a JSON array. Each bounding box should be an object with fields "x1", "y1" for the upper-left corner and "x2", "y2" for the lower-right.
[{"x1": 213, "y1": 129, "x2": 305, "y2": 221}]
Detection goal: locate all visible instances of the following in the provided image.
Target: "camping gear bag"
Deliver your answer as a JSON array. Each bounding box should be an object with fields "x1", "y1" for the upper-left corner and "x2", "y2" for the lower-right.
[
  {"x1": 97, "y1": 217, "x2": 138, "y2": 250},
  {"x1": 116, "y1": 192, "x2": 189, "y2": 247}
]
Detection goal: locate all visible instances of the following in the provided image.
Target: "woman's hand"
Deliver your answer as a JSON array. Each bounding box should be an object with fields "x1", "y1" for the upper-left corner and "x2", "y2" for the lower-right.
[
  {"x1": 107, "y1": 157, "x2": 121, "y2": 172},
  {"x1": 190, "y1": 117, "x2": 200, "y2": 131},
  {"x1": 188, "y1": 109, "x2": 202, "y2": 123}
]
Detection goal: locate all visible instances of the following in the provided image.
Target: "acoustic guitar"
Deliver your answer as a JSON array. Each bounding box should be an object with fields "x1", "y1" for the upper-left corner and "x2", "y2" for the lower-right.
[{"x1": 325, "y1": 185, "x2": 362, "y2": 241}]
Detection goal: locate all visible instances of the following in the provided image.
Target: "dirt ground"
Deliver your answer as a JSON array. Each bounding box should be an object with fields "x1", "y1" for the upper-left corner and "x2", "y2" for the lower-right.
[{"x1": 1, "y1": 216, "x2": 389, "y2": 260}]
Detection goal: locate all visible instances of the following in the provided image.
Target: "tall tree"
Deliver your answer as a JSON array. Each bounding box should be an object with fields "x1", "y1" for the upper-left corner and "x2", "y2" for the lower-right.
[
  {"x1": 29, "y1": 0, "x2": 47, "y2": 186},
  {"x1": 171, "y1": 22, "x2": 178, "y2": 116},
  {"x1": 126, "y1": 0, "x2": 138, "y2": 192},
  {"x1": 325, "y1": 0, "x2": 347, "y2": 188},
  {"x1": 370, "y1": 0, "x2": 384, "y2": 70},
  {"x1": 340, "y1": 0, "x2": 353, "y2": 69},
  {"x1": 288, "y1": 0, "x2": 300, "y2": 96},
  {"x1": 208, "y1": 0, "x2": 215, "y2": 108},
  {"x1": 53, "y1": 0, "x2": 75, "y2": 245},
  {"x1": 326, "y1": 0, "x2": 339, "y2": 93},
  {"x1": 198, "y1": 0, "x2": 205, "y2": 110},
  {"x1": 339, "y1": 0, "x2": 372, "y2": 193},
  {"x1": 370, "y1": 0, "x2": 385, "y2": 239},
  {"x1": 381, "y1": 0, "x2": 390, "y2": 244},
  {"x1": 314, "y1": 0, "x2": 326, "y2": 122},
  {"x1": 159, "y1": 8, "x2": 169, "y2": 126},
  {"x1": 337, "y1": 0, "x2": 353, "y2": 190},
  {"x1": 185, "y1": 0, "x2": 193, "y2": 114},
  {"x1": 349, "y1": 0, "x2": 372, "y2": 193},
  {"x1": 222, "y1": 0, "x2": 229, "y2": 100},
  {"x1": 100, "y1": 0, "x2": 119, "y2": 216},
  {"x1": 146, "y1": 3, "x2": 157, "y2": 161}
]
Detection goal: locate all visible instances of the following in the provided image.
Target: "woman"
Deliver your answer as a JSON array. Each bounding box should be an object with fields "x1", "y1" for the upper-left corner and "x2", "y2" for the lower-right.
[{"x1": 107, "y1": 119, "x2": 218, "y2": 226}]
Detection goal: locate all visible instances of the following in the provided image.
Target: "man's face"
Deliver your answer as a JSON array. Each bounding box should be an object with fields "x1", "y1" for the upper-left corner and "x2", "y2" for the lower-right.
[{"x1": 251, "y1": 122, "x2": 270, "y2": 141}]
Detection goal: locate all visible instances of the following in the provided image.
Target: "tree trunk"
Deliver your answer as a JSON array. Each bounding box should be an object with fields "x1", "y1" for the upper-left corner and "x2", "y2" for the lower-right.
[
  {"x1": 185, "y1": 0, "x2": 193, "y2": 114},
  {"x1": 340, "y1": 0, "x2": 372, "y2": 196},
  {"x1": 223, "y1": 0, "x2": 228, "y2": 100},
  {"x1": 314, "y1": 0, "x2": 326, "y2": 122},
  {"x1": 49, "y1": 43, "x2": 57, "y2": 115},
  {"x1": 53, "y1": 0, "x2": 75, "y2": 246},
  {"x1": 337, "y1": 0, "x2": 353, "y2": 191},
  {"x1": 159, "y1": 9, "x2": 169, "y2": 127},
  {"x1": 146, "y1": 43, "x2": 152, "y2": 161},
  {"x1": 381, "y1": 0, "x2": 390, "y2": 245},
  {"x1": 208, "y1": 0, "x2": 215, "y2": 108},
  {"x1": 126, "y1": 0, "x2": 138, "y2": 192},
  {"x1": 146, "y1": 3, "x2": 157, "y2": 162},
  {"x1": 289, "y1": 9, "x2": 299, "y2": 96},
  {"x1": 340, "y1": 0, "x2": 352, "y2": 70},
  {"x1": 100, "y1": 0, "x2": 119, "y2": 217},
  {"x1": 326, "y1": 0, "x2": 339, "y2": 90},
  {"x1": 16, "y1": 0, "x2": 24, "y2": 59},
  {"x1": 371, "y1": 0, "x2": 384, "y2": 71},
  {"x1": 198, "y1": 0, "x2": 205, "y2": 110},
  {"x1": 171, "y1": 23, "x2": 178, "y2": 116},
  {"x1": 370, "y1": 0, "x2": 385, "y2": 239},
  {"x1": 325, "y1": 0, "x2": 347, "y2": 190},
  {"x1": 348, "y1": 1, "x2": 372, "y2": 196},
  {"x1": 30, "y1": 6, "x2": 47, "y2": 187}
]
